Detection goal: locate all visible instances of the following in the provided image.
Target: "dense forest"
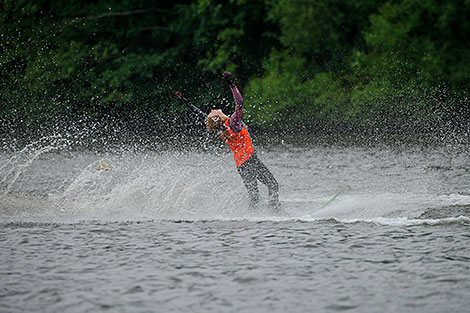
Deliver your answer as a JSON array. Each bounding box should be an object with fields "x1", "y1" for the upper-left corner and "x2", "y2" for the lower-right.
[{"x1": 1, "y1": 0, "x2": 469, "y2": 136}]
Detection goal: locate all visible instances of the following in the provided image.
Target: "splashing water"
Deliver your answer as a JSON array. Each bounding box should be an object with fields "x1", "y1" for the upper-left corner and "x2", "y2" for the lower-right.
[
  {"x1": 1, "y1": 133, "x2": 470, "y2": 313},
  {"x1": 1, "y1": 134, "x2": 469, "y2": 225}
]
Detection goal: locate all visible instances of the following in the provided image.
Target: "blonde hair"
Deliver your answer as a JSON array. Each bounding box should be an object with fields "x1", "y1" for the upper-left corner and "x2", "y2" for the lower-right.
[{"x1": 206, "y1": 115, "x2": 224, "y2": 131}]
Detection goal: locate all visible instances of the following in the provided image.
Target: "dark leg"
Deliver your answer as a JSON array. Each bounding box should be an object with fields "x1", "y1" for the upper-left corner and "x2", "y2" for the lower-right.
[
  {"x1": 237, "y1": 164, "x2": 259, "y2": 209},
  {"x1": 250, "y1": 155, "x2": 280, "y2": 210}
]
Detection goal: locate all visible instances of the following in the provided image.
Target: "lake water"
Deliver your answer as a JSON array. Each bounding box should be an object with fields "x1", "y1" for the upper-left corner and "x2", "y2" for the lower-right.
[{"x1": 1, "y1": 135, "x2": 469, "y2": 312}]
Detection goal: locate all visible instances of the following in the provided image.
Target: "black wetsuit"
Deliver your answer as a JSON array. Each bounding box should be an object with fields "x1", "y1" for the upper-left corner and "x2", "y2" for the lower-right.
[{"x1": 237, "y1": 152, "x2": 279, "y2": 209}]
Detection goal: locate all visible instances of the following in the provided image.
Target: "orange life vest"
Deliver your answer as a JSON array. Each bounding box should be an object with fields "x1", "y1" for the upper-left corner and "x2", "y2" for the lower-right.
[{"x1": 220, "y1": 119, "x2": 255, "y2": 167}]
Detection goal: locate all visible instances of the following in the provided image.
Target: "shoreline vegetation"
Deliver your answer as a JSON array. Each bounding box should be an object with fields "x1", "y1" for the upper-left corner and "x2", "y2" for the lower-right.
[{"x1": 1, "y1": 0, "x2": 469, "y2": 141}]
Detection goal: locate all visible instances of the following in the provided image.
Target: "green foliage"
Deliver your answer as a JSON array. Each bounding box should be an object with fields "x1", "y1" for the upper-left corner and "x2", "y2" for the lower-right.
[
  {"x1": 0, "y1": 0, "x2": 469, "y2": 132},
  {"x1": 246, "y1": 0, "x2": 469, "y2": 130},
  {"x1": 1, "y1": 0, "x2": 277, "y2": 124},
  {"x1": 269, "y1": 0, "x2": 387, "y2": 68},
  {"x1": 362, "y1": 0, "x2": 470, "y2": 87},
  {"x1": 245, "y1": 51, "x2": 350, "y2": 128}
]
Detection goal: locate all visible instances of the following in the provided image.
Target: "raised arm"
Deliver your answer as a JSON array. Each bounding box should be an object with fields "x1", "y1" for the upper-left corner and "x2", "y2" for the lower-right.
[
  {"x1": 175, "y1": 91, "x2": 207, "y2": 120},
  {"x1": 223, "y1": 72, "x2": 243, "y2": 132}
]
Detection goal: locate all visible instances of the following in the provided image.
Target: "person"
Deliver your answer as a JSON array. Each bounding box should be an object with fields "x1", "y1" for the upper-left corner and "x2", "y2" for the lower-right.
[{"x1": 176, "y1": 72, "x2": 280, "y2": 211}]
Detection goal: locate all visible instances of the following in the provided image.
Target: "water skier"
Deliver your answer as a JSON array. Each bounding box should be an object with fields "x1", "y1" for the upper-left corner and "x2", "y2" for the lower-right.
[{"x1": 176, "y1": 72, "x2": 280, "y2": 211}]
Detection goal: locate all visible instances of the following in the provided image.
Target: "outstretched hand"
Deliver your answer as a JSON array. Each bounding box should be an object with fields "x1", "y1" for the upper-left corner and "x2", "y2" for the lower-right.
[
  {"x1": 174, "y1": 91, "x2": 207, "y2": 119},
  {"x1": 175, "y1": 90, "x2": 187, "y2": 102},
  {"x1": 223, "y1": 71, "x2": 236, "y2": 88},
  {"x1": 175, "y1": 91, "x2": 183, "y2": 100},
  {"x1": 175, "y1": 91, "x2": 190, "y2": 107}
]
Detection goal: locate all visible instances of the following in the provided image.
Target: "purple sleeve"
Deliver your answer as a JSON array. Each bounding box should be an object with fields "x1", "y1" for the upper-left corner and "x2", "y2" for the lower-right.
[{"x1": 229, "y1": 86, "x2": 244, "y2": 132}]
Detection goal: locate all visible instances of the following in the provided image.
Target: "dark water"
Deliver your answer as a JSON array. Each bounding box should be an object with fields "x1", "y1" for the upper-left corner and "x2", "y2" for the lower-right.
[
  {"x1": 2, "y1": 220, "x2": 470, "y2": 313},
  {"x1": 1, "y1": 137, "x2": 469, "y2": 312}
]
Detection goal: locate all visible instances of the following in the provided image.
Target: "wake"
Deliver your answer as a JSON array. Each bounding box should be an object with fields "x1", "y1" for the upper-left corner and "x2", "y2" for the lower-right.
[{"x1": 1, "y1": 136, "x2": 469, "y2": 225}]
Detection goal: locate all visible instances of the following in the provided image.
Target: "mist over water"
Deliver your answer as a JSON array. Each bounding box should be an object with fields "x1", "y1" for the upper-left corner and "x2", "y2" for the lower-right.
[
  {"x1": 1, "y1": 128, "x2": 469, "y2": 224},
  {"x1": 1, "y1": 128, "x2": 469, "y2": 312}
]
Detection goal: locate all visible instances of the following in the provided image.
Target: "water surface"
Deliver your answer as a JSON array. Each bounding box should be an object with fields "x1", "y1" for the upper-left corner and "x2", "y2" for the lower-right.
[{"x1": 1, "y1": 137, "x2": 469, "y2": 312}]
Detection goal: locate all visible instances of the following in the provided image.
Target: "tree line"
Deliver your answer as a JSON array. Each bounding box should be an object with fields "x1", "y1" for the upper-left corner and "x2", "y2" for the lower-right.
[{"x1": 1, "y1": 0, "x2": 469, "y2": 134}]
